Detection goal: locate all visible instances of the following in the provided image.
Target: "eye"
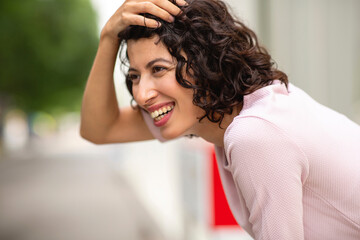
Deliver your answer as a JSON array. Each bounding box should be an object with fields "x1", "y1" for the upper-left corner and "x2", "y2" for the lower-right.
[
  {"x1": 152, "y1": 66, "x2": 167, "y2": 74},
  {"x1": 127, "y1": 73, "x2": 140, "y2": 84}
]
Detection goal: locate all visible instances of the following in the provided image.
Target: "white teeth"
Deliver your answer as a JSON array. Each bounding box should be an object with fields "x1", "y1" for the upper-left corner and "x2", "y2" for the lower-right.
[
  {"x1": 150, "y1": 105, "x2": 174, "y2": 119},
  {"x1": 155, "y1": 114, "x2": 165, "y2": 121}
]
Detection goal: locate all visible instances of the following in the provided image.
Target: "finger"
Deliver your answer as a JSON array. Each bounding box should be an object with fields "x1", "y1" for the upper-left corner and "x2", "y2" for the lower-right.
[
  {"x1": 146, "y1": 0, "x2": 182, "y2": 16},
  {"x1": 132, "y1": 14, "x2": 161, "y2": 28},
  {"x1": 174, "y1": 0, "x2": 188, "y2": 7},
  {"x1": 130, "y1": 1, "x2": 175, "y2": 22}
]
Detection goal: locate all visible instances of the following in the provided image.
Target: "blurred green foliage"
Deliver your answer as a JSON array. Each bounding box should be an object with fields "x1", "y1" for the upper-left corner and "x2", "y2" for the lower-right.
[{"x1": 0, "y1": 0, "x2": 98, "y2": 114}]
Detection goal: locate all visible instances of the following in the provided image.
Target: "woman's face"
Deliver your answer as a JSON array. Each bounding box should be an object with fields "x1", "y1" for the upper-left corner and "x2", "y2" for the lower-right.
[{"x1": 127, "y1": 36, "x2": 204, "y2": 139}]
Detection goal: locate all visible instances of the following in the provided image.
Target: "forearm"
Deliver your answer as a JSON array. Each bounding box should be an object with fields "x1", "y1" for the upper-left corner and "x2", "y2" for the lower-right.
[{"x1": 80, "y1": 35, "x2": 121, "y2": 142}]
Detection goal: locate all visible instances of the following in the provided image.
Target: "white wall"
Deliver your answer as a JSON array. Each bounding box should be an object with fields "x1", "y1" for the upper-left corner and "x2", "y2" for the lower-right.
[{"x1": 261, "y1": 0, "x2": 360, "y2": 123}]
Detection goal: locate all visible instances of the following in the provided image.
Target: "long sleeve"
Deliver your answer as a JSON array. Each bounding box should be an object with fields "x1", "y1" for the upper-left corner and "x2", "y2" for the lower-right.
[{"x1": 225, "y1": 116, "x2": 309, "y2": 240}]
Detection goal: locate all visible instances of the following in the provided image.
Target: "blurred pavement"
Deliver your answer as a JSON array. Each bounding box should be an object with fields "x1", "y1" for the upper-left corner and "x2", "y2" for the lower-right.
[{"x1": 0, "y1": 125, "x2": 166, "y2": 240}]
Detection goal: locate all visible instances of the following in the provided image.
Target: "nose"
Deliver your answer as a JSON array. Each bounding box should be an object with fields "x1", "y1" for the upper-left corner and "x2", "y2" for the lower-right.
[{"x1": 133, "y1": 76, "x2": 158, "y2": 107}]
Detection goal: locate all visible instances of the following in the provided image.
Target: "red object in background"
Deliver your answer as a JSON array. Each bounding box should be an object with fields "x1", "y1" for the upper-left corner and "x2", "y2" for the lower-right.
[{"x1": 210, "y1": 147, "x2": 239, "y2": 227}]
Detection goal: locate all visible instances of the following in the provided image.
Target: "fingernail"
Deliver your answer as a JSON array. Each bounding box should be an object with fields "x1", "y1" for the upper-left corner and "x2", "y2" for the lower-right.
[
  {"x1": 178, "y1": 0, "x2": 188, "y2": 6},
  {"x1": 169, "y1": 15, "x2": 175, "y2": 22}
]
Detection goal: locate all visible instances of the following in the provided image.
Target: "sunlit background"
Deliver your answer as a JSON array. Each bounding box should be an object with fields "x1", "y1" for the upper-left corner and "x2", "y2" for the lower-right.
[{"x1": 0, "y1": 0, "x2": 359, "y2": 240}]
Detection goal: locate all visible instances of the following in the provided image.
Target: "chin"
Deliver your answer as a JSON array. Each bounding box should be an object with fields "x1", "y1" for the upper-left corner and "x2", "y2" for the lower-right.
[{"x1": 160, "y1": 127, "x2": 188, "y2": 140}]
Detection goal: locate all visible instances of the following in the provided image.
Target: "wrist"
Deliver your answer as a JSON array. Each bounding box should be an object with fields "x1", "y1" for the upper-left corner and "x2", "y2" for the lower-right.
[
  {"x1": 99, "y1": 31, "x2": 121, "y2": 48},
  {"x1": 100, "y1": 25, "x2": 121, "y2": 43}
]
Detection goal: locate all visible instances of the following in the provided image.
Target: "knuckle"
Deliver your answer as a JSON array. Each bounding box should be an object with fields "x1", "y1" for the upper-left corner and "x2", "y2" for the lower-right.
[
  {"x1": 142, "y1": 2, "x2": 154, "y2": 11},
  {"x1": 118, "y1": 11, "x2": 125, "y2": 19},
  {"x1": 135, "y1": 17, "x2": 144, "y2": 26},
  {"x1": 120, "y1": 12, "x2": 128, "y2": 22}
]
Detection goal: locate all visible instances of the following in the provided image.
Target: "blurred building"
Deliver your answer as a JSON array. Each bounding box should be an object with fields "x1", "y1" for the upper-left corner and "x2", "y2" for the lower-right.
[{"x1": 258, "y1": 0, "x2": 360, "y2": 124}]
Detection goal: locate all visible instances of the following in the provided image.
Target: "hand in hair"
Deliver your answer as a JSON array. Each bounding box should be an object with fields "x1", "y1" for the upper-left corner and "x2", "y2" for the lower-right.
[{"x1": 101, "y1": 0, "x2": 187, "y2": 40}]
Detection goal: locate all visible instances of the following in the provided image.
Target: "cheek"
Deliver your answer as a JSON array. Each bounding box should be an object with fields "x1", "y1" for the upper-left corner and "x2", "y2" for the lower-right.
[
  {"x1": 131, "y1": 85, "x2": 140, "y2": 101},
  {"x1": 181, "y1": 88, "x2": 195, "y2": 104}
]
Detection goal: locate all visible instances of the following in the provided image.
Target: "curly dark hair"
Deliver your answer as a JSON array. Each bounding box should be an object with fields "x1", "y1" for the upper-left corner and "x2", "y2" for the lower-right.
[{"x1": 118, "y1": 0, "x2": 288, "y2": 126}]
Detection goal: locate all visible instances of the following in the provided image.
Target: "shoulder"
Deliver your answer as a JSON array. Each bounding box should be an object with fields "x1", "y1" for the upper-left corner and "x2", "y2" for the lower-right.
[
  {"x1": 223, "y1": 82, "x2": 310, "y2": 167},
  {"x1": 224, "y1": 116, "x2": 289, "y2": 150},
  {"x1": 224, "y1": 116, "x2": 309, "y2": 180}
]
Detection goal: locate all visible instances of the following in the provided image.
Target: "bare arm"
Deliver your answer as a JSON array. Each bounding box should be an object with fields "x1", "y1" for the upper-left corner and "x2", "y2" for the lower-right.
[
  {"x1": 80, "y1": 0, "x2": 186, "y2": 144},
  {"x1": 80, "y1": 36, "x2": 153, "y2": 144}
]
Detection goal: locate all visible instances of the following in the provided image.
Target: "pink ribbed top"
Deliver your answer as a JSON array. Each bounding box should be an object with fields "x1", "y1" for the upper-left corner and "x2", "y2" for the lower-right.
[{"x1": 142, "y1": 81, "x2": 360, "y2": 239}]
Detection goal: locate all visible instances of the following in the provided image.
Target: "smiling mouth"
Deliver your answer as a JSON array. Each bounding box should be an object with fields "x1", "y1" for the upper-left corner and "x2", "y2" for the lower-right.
[{"x1": 150, "y1": 105, "x2": 174, "y2": 122}]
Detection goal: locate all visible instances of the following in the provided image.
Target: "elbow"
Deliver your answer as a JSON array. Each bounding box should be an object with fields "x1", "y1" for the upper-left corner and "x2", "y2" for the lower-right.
[{"x1": 79, "y1": 127, "x2": 106, "y2": 145}]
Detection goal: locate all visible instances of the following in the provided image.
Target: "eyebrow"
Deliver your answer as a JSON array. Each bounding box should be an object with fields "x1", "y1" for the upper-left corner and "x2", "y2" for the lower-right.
[{"x1": 128, "y1": 58, "x2": 173, "y2": 72}]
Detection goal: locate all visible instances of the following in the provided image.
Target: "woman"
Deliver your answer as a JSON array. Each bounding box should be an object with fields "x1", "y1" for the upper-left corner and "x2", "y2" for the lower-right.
[{"x1": 80, "y1": 0, "x2": 360, "y2": 239}]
